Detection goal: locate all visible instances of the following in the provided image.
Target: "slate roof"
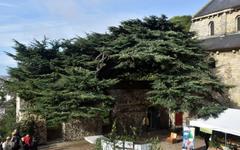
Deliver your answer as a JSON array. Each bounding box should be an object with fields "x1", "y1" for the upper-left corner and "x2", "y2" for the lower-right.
[
  {"x1": 200, "y1": 33, "x2": 240, "y2": 51},
  {"x1": 194, "y1": 0, "x2": 240, "y2": 18}
]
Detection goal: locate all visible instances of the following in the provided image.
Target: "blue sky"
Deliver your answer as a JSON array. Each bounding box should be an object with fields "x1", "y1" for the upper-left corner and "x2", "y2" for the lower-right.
[{"x1": 0, "y1": 0, "x2": 208, "y2": 75}]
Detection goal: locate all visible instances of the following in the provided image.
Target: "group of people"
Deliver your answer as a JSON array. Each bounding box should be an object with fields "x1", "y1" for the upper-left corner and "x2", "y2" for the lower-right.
[{"x1": 0, "y1": 130, "x2": 37, "y2": 150}]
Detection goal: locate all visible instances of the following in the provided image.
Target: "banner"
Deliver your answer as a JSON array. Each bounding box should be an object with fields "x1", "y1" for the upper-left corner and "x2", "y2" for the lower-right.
[{"x1": 182, "y1": 126, "x2": 195, "y2": 150}]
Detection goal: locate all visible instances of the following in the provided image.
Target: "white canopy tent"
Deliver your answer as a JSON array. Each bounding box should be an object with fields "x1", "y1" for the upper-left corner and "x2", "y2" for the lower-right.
[
  {"x1": 190, "y1": 108, "x2": 240, "y2": 136},
  {"x1": 190, "y1": 108, "x2": 240, "y2": 147},
  {"x1": 84, "y1": 135, "x2": 105, "y2": 144}
]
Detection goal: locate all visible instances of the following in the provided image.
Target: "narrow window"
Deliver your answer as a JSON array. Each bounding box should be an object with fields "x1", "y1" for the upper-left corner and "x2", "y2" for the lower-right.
[
  {"x1": 236, "y1": 16, "x2": 240, "y2": 31},
  {"x1": 209, "y1": 21, "x2": 214, "y2": 36}
]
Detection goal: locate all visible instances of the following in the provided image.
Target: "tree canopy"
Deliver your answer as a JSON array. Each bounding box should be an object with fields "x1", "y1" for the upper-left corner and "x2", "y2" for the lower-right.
[
  {"x1": 170, "y1": 15, "x2": 192, "y2": 31},
  {"x1": 0, "y1": 78, "x2": 16, "y2": 139},
  {"x1": 7, "y1": 15, "x2": 228, "y2": 126}
]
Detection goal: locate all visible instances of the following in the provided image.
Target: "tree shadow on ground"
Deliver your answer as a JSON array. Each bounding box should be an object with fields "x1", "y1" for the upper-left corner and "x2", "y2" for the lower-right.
[{"x1": 195, "y1": 146, "x2": 206, "y2": 150}]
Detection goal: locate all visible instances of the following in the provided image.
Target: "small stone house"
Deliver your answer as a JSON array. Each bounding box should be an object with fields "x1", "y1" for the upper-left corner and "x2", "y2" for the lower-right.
[
  {"x1": 16, "y1": 81, "x2": 185, "y2": 142},
  {"x1": 191, "y1": 0, "x2": 240, "y2": 107},
  {"x1": 62, "y1": 81, "x2": 186, "y2": 140},
  {"x1": 108, "y1": 81, "x2": 177, "y2": 134}
]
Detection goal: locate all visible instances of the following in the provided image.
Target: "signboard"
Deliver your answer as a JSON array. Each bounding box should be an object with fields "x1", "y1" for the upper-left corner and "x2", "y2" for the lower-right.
[
  {"x1": 182, "y1": 126, "x2": 195, "y2": 150},
  {"x1": 100, "y1": 139, "x2": 152, "y2": 150},
  {"x1": 200, "y1": 128, "x2": 213, "y2": 134}
]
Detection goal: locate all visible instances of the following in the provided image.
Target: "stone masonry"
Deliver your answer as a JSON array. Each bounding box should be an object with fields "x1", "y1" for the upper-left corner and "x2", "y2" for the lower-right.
[
  {"x1": 109, "y1": 89, "x2": 149, "y2": 134},
  {"x1": 191, "y1": 9, "x2": 240, "y2": 39},
  {"x1": 191, "y1": 5, "x2": 240, "y2": 107},
  {"x1": 62, "y1": 119, "x2": 102, "y2": 141},
  {"x1": 212, "y1": 51, "x2": 240, "y2": 107},
  {"x1": 16, "y1": 97, "x2": 47, "y2": 144}
]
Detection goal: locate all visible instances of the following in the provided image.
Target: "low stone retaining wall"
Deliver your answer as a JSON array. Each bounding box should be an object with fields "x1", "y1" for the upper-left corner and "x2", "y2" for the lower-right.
[{"x1": 62, "y1": 119, "x2": 102, "y2": 141}]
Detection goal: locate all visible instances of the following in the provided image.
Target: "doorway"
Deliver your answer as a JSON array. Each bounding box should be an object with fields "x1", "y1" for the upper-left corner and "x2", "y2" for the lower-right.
[
  {"x1": 175, "y1": 112, "x2": 183, "y2": 126},
  {"x1": 148, "y1": 107, "x2": 169, "y2": 130}
]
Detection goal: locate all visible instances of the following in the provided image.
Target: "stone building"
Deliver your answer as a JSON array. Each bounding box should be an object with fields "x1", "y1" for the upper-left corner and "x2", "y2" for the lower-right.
[{"x1": 191, "y1": 0, "x2": 240, "y2": 107}]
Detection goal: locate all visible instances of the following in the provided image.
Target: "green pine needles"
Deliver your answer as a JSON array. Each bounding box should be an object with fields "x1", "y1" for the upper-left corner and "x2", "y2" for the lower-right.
[{"x1": 7, "y1": 15, "x2": 228, "y2": 125}]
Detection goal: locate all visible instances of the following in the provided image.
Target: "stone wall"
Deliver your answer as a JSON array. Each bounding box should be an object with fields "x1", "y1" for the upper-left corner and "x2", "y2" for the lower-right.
[
  {"x1": 62, "y1": 119, "x2": 102, "y2": 141},
  {"x1": 19, "y1": 117, "x2": 47, "y2": 145},
  {"x1": 109, "y1": 89, "x2": 149, "y2": 134},
  {"x1": 16, "y1": 96, "x2": 23, "y2": 122},
  {"x1": 16, "y1": 97, "x2": 47, "y2": 144},
  {"x1": 191, "y1": 9, "x2": 240, "y2": 39},
  {"x1": 33, "y1": 119, "x2": 47, "y2": 144},
  {"x1": 226, "y1": 10, "x2": 240, "y2": 33},
  {"x1": 212, "y1": 51, "x2": 240, "y2": 107},
  {"x1": 191, "y1": 13, "x2": 226, "y2": 38}
]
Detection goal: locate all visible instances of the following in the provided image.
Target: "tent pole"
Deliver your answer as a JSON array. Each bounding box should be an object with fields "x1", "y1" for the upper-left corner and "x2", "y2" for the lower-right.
[{"x1": 225, "y1": 133, "x2": 227, "y2": 146}]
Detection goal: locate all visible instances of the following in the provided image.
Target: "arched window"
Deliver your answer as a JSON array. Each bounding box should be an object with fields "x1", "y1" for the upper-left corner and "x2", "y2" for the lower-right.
[
  {"x1": 236, "y1": 16, "x2": 240, "y2": 31},
  {"x1": 209, "y1": 21, "x2": 214, "y2": 36}
]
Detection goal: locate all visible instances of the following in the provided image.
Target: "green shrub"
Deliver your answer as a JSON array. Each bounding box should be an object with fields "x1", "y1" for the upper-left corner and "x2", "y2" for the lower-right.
[{"x1": 95, "y1": 138, "x2": 102, "y2": 150}]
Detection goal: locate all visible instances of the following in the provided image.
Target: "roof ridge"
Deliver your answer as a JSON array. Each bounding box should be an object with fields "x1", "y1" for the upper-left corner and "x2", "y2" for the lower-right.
[{"x1": 193, "y1": 0, "x2": 240, "y2": 18}]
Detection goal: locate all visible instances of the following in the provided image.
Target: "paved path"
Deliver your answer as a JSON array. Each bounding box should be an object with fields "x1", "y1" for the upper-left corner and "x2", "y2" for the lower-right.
[
  {"x1": 39, "y1": 140, "x2": 95, "y2": 150},
  {"x1": 160, "y1": 138, "x2": 207, "y2": 150}
]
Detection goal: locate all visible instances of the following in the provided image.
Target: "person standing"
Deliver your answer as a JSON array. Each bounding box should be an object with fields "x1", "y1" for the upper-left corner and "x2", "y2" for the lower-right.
[
  {"x1": 2, "y1": 137, "x2": 12, "y2": 150},
  {"x1": 11, "y1": 130, "x2": 21, "y2": 150},
  {"x1": 22, "y1": 134, "x2": 31, "y2": 150},
  {"x1": 204, "y1": 133, "x2": 211, "y2": 150},
  {"x1": 142, "y1": 113, "x2": 150, "y2": 135},
  {"x1": 0, "y1": 141, "x2": 3, "y2": 150}
]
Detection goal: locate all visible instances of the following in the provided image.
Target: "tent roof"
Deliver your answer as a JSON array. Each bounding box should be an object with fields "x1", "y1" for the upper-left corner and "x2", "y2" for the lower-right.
[{"x1": 190, "y1": 108, "x2": 240, "y2": 136}]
